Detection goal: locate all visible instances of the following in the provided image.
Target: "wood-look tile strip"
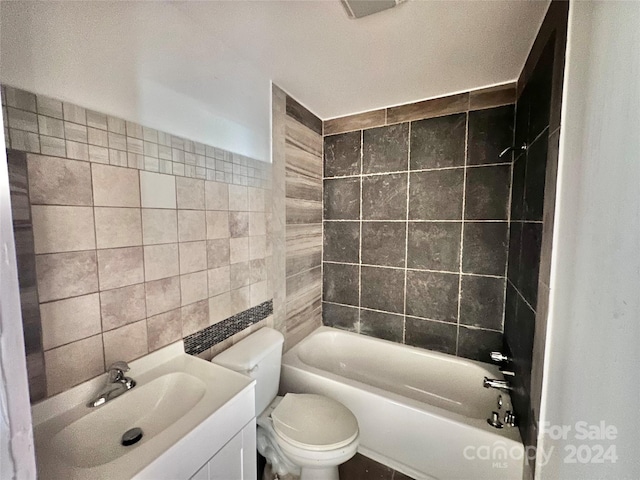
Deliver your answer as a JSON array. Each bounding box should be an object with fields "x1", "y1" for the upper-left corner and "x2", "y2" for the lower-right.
[
  {"x1": 469, "y1": 83, "x2": 517, "y2": 111},
  {"x1": 386, "y1": 92, "x2": 469, "y2": 125},
  {"x1": 285, "y1": 198, "x2": 322, "y2": 225},
  {"x1": 285, "y1": 117, "x2": 323, "y2": 156},
  {"x1": 323, "y1": 109, "x2": 386, "y2": 136},
  {"x1": 286, "y1": 224, "x2": 322, "y2": 277},
  {"x1": 286, "y1": 95, "x2": 322, "y2": 135}
]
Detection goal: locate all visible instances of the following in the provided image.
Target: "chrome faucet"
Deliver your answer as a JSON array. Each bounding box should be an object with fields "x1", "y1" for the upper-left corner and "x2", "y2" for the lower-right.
[
  {"x1": 87, "y1": 361, "x2": 136, "y2": 408},
  {"x1": 490, "y1": 351, "x2": 512, "y2": 363},
  {"x1": 483, "y1": 377, "x2": 512, "y2": 391}
]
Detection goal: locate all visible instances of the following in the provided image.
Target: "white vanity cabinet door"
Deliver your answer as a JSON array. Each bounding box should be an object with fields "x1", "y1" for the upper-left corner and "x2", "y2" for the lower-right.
[
  {"x1": 192, "y1": 420, "x2": 256, "y2": 480},
  {"x1": 209, "y1": 429, "x2": 243, "y2": 480}
]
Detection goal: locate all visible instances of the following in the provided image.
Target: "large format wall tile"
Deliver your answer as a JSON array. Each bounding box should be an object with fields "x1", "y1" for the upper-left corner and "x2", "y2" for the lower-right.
[
  {"x1": 142, "y1": 209, "x2": 178, "y2": 245},
  {"x1": 44, "y1": 334, "x2": 104, "y2": 395},
  {"x1": 407, "y1": 222, "x2": 461, "y2": 271},
  {"x1": 467, "y1": 105, "x2": 515, "y2": 165},
  {"x1": 100, "y1": 284, "x2": 146, "y2": 331},
  {"x1": 322, "y1": 88, "x2": 514, "y2": 360},
  {"x1": 362, "y1": 173, "x2": 407, "y2": 220},
  {"x1": 408, "y1": 169, "x2": 464, "y2": 220},
  {"x1": 32, "y1": 205, "x2": 95, "y2": 253},
  {"x1": 363, "y1": 123, "x2": 409, "y2": 174},
  {"x1": 35, "y1": 251, "x2": 98, "y2": 302},
  {"x1": 360, "y1": 266, "x2": 405, "y2": 313},
  {"x1": 462, "y1": 222, "x2": 509, "y2": 276},
  {"x1": 360, "y1": 309, "x2": 404, "y2": 343},
  {"x1": 464, "y1": 165, "x2": 511, "y2": 220},
  {"x1": 40, "y1": 293, "x2": 101, "y2": 350},
  {"x1": 323, "y1": 221, "x2": 360, "y2": 263},
  {"x1": 361, "y1": 222, "x2": 406, "y2": 267},
  {"x1": 459, "y1": 275, "x2": 506, "y2": 330},
  {"x1": 96, "y1": 247, "x2": 144, "y2": 290},
  {"x1": 176, "y1": 177, "x2": 205, "y2": 210},
  {"x1": 324, "y1": 131, "x2": 361, "y2": 177},
  {"x1": 94, "y1": 207, "x2": 142, "y2": 249},
  {"x1": 92, "y1": 164, "x2": 140, "y2": 207},
  {"x1": 323, "y1": 262, "x2": 359, "y2": 306},
  {"x1": 6, "y1": 84, "x2": 273, "y2": 401},
  {"x1": 324, "y1": 178, "x2": 360, "y2": 220},
  {"x1": 410, "y1": 114, "x2": 466, "y2": 170},
  {"x1": 27, "y1": 155, "x2": 92, "y2": 206},
  {"x1": 103, "y1": 320, "x2": 148, "y2": 366},
  {"x1": 405, "y1": 317, "x2": 457, "y2": 354},
  {"x1": 405, "y1": 270, "x2": 459, "y2": 322}
]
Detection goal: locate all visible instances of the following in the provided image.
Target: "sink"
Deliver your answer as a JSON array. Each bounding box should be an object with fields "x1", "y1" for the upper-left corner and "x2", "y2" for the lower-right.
[
  {"x1": 32, "y1": 342, "x2": 255, "y2": 479},
  {"x1": 52, "y1": 372, "x2": 206, "y2": 468}
]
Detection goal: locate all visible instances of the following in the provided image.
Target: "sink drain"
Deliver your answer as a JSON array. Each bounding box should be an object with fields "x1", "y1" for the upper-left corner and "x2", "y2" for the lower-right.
[{"x1": 121, "y1": 427, "x2": 143, "y2": 446}]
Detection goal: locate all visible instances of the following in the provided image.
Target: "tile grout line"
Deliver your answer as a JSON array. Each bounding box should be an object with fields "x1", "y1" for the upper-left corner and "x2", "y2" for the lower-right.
[
  {"x1": 357, "y1": 128, "x2": 364, "y2": 334},
  {"x1": 322, "y1": 161, "x2": 512, "y2": 180},
  {"x1": 323, "y1": 218, "x2": 515, "y2": 224},
  {"x1": 320, "y1": 127, "x2": 324, "y2": 330},
  {"x1": 455, "y1": 112, "x2": 470, "y2": 355},
  {"x1": 502, "y1": 105, "x2": 517, "y2": 332},
  {"x1": 321, "y1": 300, "x2": 504, "y2": 334},
  {"x1": 403, "y1": 122, "x2": 411, "y2": 344},
  {"x1": 321, "y1": 260, "x2": 508, "y2": 279},
  {"x1": 139, "y1": 170, "x2": 151, "y2": 354},
  {"x1": 88, "y1": 161, "x2": 107, "y2": 373},
  {"x1": 507, "y1": 278, "x2": 538, "y2": 314}
]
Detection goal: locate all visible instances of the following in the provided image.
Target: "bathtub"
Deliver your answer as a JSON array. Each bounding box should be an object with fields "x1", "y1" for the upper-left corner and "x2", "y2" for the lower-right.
[{"x1": 280, "y1": 327, "x2": 524, "y2": 480}]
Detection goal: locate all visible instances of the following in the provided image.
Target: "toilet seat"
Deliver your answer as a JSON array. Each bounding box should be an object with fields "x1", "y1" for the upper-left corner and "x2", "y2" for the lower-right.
[{"x1": 271, "y1": 393, "x2": 359, "y2": 452}]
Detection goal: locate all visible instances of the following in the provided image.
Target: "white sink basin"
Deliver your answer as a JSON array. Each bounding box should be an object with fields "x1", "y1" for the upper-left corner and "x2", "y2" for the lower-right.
[{"x1": 33, "y1": 342, "x2": 255, "y2": 479}]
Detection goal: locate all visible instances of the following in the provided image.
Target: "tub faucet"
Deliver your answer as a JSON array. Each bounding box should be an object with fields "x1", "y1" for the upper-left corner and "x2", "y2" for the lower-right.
[
  {"x1": 483, "y1": 377, "x2": 512, "y2": 391},
  {"x1": 87, "y1": 361, "x2": 136, "y2": 408}
]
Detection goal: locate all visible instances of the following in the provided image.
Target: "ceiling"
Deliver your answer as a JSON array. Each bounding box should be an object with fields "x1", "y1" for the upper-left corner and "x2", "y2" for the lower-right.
[
  {"x1": 0, "y1": 1, "x2": 549, "y2": 161},
  {"x1": 175, "y1": 0, "x2": 550, "y2": 119}
]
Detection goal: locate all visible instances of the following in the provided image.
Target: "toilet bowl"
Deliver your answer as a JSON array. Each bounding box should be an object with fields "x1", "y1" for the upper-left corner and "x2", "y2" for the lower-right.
[
  {"x1": 212, "y1": 328, "x2": 359, "y2": 480},
  {"x1": 258, "y1": 394, "x2": 359, "y2": 480}
]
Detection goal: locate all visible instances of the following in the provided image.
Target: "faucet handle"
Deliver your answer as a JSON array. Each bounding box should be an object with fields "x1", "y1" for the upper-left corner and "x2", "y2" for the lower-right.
[
  {"x1": 490, "y1": 351, "x2": 511, "y2": 363},
  {"x1": 107, "y1": 361, "x2": 130, "y2": 382}
]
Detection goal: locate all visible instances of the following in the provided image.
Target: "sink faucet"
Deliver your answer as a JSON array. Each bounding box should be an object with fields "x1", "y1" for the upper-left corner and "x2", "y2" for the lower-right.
[
  {"x1": 87, "y1": 361, "x2": 136, "y2": 408},
  {"x1": 483, "y1": 376, "x2": 512, "y2": 391}
]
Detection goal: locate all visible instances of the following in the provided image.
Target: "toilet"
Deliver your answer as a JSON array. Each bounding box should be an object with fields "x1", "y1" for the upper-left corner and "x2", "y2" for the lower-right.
[{"x1": 212, "y1": 328, "x2": 359, "y2": 480}]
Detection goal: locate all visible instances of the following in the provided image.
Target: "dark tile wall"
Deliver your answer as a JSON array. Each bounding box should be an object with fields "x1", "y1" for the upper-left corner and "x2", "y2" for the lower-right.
[
  {"x1": 503, "y1": 1, "x2": 568, "y2": 475},
  {"x1": 322, "y1": 90, "x2": 516, "y2": 361}
]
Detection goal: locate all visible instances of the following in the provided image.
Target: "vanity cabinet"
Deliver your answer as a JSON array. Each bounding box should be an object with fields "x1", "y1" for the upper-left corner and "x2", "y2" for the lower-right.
[{"x1": 191, "y1": 421, "x2": 257, "y2": 480}]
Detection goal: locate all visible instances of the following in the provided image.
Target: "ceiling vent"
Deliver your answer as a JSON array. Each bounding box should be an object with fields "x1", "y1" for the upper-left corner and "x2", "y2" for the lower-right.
[{"x1": 340, "y1": 0, "x2": 406, "y2": 19}]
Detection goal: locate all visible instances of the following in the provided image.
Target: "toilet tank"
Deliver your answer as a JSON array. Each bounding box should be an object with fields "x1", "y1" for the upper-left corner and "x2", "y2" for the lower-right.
[{"x1": 211, "y1": 328, "x2": 284, "y2": 415}]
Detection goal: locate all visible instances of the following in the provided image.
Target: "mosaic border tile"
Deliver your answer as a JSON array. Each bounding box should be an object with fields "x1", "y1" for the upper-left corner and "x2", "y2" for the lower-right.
[{"x1": 184, "y1": 299, "x2": 273, "y2": 355}]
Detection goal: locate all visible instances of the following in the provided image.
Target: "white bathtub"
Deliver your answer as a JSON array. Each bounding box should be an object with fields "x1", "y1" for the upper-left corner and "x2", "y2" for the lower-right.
[{"x1": 280, "y1": 327, "x2": 524, "y2": 480}]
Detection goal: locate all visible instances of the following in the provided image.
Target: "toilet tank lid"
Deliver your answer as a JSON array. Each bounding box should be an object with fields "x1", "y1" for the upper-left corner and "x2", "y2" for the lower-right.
[{"x1": 211, "y1": 327, "x2": 284, "y2": 372}]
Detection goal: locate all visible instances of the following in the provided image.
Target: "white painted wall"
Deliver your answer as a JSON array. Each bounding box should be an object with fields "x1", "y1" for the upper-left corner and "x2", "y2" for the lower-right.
[
  {"x1": 0, "y1": 1, "x2": 271, "y2": 162},
  {"x1": 0, "y1": 107, "x2": 37, "y2": 479},
  {"x1": 537, "y1": 2, "x2": 640, "y2": 478}
]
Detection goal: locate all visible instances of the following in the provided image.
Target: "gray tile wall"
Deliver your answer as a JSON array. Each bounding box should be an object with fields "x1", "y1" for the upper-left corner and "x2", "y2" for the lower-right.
[
  {"x1": 271, "y1": 87, "x2": 323, "y2": 350},
  {"x1": 322, "y1": 88, "x2": 516, "y2": 361},
  {"x1": 2, "y1": 85, "x2": 274, "y2": 399}
]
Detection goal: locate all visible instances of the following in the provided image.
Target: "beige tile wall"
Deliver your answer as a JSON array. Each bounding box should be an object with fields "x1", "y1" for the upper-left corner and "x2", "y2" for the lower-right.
[{"x1": 3, "y1": 85, "x2": 272, "y2": 398}]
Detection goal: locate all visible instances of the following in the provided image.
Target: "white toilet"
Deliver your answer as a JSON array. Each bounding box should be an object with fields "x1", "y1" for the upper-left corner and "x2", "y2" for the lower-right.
[{"x1": 212, "y1": 328, "x2": 359, "y2": 480}]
